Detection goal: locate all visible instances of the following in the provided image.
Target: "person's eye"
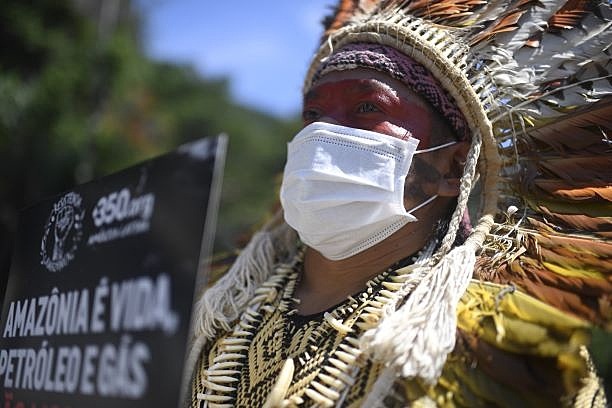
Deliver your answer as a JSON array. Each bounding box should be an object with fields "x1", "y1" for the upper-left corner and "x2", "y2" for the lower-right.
[
  {"x1": 357, "y1": 102, "x2": 381, "y2": 113},
  {"x1": 302, "y1": 109, "x2": 321, "y2": 122}
]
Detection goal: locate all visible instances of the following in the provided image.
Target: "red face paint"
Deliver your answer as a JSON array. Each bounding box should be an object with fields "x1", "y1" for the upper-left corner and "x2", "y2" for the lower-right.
[{"x1": 302, "y1": 71, "x2": 434, "y2": 148}]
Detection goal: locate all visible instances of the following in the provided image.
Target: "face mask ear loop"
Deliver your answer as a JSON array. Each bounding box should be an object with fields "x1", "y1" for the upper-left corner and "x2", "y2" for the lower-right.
[
  {"x1": 414, "y1": 140, "x2": 457, "y2": 154},
  {"x1": 407, "y1": 194, "x2": 439, "y2": 216}
]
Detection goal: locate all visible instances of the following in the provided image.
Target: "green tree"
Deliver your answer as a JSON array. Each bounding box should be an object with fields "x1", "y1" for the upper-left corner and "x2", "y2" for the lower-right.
[{"x1": 0, "y1": 0, "x2": 299, "y2": 300}]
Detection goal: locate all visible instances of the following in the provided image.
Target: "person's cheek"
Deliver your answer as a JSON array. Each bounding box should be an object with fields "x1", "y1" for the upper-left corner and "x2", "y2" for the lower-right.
[
  {"x1": 399, "y1": 106, "x2": 433, "y2": 146},
  {"x1": 403, "y1": 157, "x2": 442, "y2": 207},
  {"x1": 373, "y1": 122, "x2": 411, "y2": 139},
  {"x1": 403, "y1": 160, "x2": 427, "y2": 208}
]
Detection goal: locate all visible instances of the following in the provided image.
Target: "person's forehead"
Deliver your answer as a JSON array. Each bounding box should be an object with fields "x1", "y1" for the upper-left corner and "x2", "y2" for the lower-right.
[{"x1": 306, "y1": 68, "x2": 432, "y2": 111}]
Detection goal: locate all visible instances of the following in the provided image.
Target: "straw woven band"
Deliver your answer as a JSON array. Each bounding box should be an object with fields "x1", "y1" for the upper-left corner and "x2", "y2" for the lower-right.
[{"x1": 310, "y1": 43, "x2": 470, "y2": 141}]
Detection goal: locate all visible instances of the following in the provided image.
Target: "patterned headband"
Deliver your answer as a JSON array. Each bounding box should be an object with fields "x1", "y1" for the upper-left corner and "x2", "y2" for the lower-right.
[{"x1": 310, "y1": 43, "x2": 469, "y2": 141}]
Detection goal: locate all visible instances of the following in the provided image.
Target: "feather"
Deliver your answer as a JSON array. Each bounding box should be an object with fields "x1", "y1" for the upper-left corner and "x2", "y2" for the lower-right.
[
  {"x1": 538, "y1": 248, "x2": 612, "y2": 278},
  {"x1": 529, "y1": 229, "x2": 612, "y2": 258},
  {"x1": 463, "y1": 0, "x2": 514, "y2": 24},
  {"x1": 470, "y1": 7, "x2": 528, "y2": 44},
  {"x1": 538, "y1": 208, "x2": 612, "y2": 235},
  {"x1": 509, "y1": 97, "x2": 612, "y2": 243},
  {"x1": 404, "y1": 0, "x2": 488, "y2": 23},
  {"x1": 492, "y1": 0, "x2": 566, "y2": 51},
  {"x1": 458, "y1": 330, "x2": 566, "y2": 398},
  {"x1": 533, "y1": 157, "x2": 612, "y2": 182},
  {"x1": 523, "y1": 99, "x2": 612, "y2": 150},
  {"x1": 527, "y1": 212, "x2": 612, "y2": 238},
  {"x1": 322, "y1": 0, "x2": 378, "y2": 36},
  {"x1": 308, "y1": 1, "x2": 612, "y2": 402},
  {"x1": 533, "y1": 180, "x2": 612, "y2": 202},
  {"x1": 474, "y1": 254, "x2": 611, "y2": 323},
  {"x1": 548, "y1": 0, "x2": 590, "y2": 31},
  {"x1": 514, "y1": 3, "x2": 612, "y2": 79}
]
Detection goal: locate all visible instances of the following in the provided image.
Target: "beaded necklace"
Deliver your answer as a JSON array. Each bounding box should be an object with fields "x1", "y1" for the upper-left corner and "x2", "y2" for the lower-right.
[{"x1": 194, "y1": 247, "x2": 416, "y2": 407}]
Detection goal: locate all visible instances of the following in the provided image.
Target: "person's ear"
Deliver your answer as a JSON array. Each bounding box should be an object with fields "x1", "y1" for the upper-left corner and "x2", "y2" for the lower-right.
[{"x1": 437, "y1": 141, "x2": 470, "y2": 197}]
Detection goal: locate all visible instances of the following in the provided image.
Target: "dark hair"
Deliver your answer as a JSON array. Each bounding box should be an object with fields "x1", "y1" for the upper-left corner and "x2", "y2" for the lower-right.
[
  {"x1": 429, "y1": 202, "x2": 469, "y2": 251},
  {"x1": 430, "y1": 108, "x2": 459, "y2": 146}
]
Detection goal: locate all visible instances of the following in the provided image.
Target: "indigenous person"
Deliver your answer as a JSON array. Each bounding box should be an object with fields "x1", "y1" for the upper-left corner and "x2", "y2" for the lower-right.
[{"x1": 185, "y1": 1, "x2": 611, "y2": 406}]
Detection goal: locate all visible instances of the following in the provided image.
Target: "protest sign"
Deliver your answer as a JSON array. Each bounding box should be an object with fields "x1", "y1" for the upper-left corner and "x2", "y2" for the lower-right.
[{"x1": 0, "y1": 135, "x2": 226, "y2": 408}]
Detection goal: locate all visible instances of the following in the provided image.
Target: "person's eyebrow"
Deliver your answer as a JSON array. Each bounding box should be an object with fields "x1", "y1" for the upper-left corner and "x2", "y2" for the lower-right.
[
  {"x1": 303, "y1": 79, "x2": 399, "y2": 103},
  {"x1": 351, "y1": 80, "x2": 400, "y2": 101},
  {"x1": 353, "y1": 80, "x2": 387, "y2": 93}
]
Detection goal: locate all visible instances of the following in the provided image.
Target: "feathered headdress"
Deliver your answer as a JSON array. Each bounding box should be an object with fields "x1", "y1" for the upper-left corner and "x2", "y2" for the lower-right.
[
  {"x1": 301, "y1": 0, "x2": 611, "y2": 404},
  {"x1": 186, "y1": 1, "x2": 610, "y2": 405}
]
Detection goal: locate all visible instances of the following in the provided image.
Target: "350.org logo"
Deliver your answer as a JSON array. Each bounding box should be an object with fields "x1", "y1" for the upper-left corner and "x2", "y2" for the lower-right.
[
  {"x1": 86, "y1": 188, "x2": 155, "y2": 246},
  {"x1": 91, "y1": 188, "x2": 154, "y2": 227}
]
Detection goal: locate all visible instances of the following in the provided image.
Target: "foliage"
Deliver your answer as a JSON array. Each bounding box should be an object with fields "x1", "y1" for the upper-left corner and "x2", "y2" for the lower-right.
[{"x1": 0, "y1": 0, "x2": 300, "y2": 295}]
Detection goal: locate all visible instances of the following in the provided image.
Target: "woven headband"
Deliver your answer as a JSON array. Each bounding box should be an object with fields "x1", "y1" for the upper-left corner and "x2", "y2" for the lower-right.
[{"x1": 310, "y1": 43, "x2": 469, "y2": 141}]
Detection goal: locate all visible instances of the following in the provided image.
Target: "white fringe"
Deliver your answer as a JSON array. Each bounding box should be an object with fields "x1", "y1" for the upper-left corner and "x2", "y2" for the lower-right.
[
  {"x1": 360, "y1": 243, "x2": 476, "y2": 385},
  {"x1": 181, "y1": 220, "x2": 295, "y2": 407},
  {"x1": 192, "y1": 219, "x2": 296, "y2": 340}
]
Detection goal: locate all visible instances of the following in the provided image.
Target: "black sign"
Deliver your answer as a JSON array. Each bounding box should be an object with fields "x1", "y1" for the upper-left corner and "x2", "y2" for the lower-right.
[{"x1": 0, "y1": 135, "x2": 226, "y2": 408}]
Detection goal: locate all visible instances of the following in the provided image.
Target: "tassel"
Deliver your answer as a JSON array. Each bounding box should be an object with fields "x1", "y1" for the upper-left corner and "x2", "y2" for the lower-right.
[
  {"x1": 180, "y1": 221, "x2": 296, "y2": 407},
  {"x1": 193, "y1": 220, "x2": 296, "y2": 340},
  {"x1": 193, "y1": 230, "x2": 275, "y2": 339},
  {"x1": 360, "y1": 243, "x2": 476, "y2": 384}
]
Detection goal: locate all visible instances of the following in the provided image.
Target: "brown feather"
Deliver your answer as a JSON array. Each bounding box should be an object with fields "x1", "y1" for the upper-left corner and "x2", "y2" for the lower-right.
[
  {"x1": 457, "y1": 331, "x2": 566, "y2": 399},
  {"x1": 537, "y1": 246, "x2": 612, "y2": 276},
  {"x1": 322, "y1": 0, "x2": 376, "y2": 37},
  {"x1": 534, "y1": 180, "x2": 612, "y2": 202},
  {"x1": 474, "y1": 256, "x2": 611, "y2": 324},
  {"x1": 528, "y1": 230, "x2": 612, "y2": 258},
  {"x1": 524, "y1": 99, "x2": 612, "y2": 151},
  {"x1": 537, "y1": 207, "x2": 612, "y2": 235},
  {"x1": 535, "y1": 157, "x2": 612, "y2": 182},
  {"x1": 469, "y1": 0, "x2": 536, "y2": 44},
  {"x1": 405, "y1": 0, "x2": 487, "y2": 21},
  {"x1": 519, "y1": 257, "x2": 612, "y2": 295},
  {"x1": 471, "y1": 9, "x2": 526, "y2": 44},
  {"x1": 548, "y1": 0, "x2": 590, "y2": 31}
]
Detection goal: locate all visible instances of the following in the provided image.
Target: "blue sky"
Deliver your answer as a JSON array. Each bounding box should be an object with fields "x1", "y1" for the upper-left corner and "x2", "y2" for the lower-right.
[{"x1": 138, "y1": 1, "x2": 338, "y2": 118}]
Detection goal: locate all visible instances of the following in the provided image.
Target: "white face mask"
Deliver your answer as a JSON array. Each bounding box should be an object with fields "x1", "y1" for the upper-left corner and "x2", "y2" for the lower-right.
[{"x1": 280, "y1": 122, "x2": 456, "y2": 260}]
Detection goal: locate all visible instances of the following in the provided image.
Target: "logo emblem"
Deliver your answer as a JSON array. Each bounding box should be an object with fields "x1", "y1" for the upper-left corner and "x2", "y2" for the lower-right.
[{"x1": 41, "y1": 192, "x2": 85, "y2": 272}]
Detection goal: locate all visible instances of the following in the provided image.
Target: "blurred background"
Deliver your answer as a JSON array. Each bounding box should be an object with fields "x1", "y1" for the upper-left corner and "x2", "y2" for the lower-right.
[{"x1": 0, "y1": 0, "x2": 336, "y2": 296}]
